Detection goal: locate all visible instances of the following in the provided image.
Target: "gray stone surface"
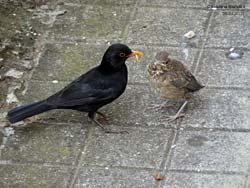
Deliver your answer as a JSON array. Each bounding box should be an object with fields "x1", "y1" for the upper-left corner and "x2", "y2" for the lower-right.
[
  {"x1": 0, "y1": 165, "x2": 73, "y2": 188},
  {"x1": 180, "y1": 89, "x2": 250, "y2": 129},
  {"x1": 162, "y1": 172, "x2": 246, "y2": 188},
  {"x1": 170, "y1": 130, "x2": 250, "y2": 172},
  {"x1": 74, "y1": 166, "x2": 155, "y2": 188},
  {"x1": 32, "y1": 43, "x2": 105, "y2": 82},
  {"x1": 127, "y1": 7, "x2": 209, "y2": 47},
  {"x1": 49, "y1": 5, "x2": 133, "y2": 42},
  {"x1": 1, "y1": 122, "x2": 87, "y2": 165},
  {"x1": 206, "y1": 11, "x2": 250, "y2": 48},
  {"x1": 196, "y1": 49, "x2": 250, "y2": 88},
  {"x1": 81, "y1": 127, "x2": 173, "y2": 168}
]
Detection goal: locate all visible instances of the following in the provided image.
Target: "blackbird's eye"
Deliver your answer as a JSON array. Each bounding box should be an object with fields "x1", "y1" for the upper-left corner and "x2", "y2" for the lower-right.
[{"x1": 119, "y1": 53, "x2": 126, "y2": 57}]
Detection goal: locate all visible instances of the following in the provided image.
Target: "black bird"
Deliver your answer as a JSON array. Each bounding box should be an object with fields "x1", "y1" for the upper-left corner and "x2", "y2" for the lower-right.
[{"x1": 7, "y1": 43, "x2": 143, "y2": 133}]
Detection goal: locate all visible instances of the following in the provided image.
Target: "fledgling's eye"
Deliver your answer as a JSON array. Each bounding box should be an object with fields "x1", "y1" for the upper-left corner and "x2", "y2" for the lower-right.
[{"x1": 119, "y1": 53, "x2": 126, "y2": 57}]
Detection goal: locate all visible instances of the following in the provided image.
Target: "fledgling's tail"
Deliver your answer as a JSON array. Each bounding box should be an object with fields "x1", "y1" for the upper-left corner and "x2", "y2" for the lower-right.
[{"x1": 7, "y1": 100, "x2": 53, "y2": 123}]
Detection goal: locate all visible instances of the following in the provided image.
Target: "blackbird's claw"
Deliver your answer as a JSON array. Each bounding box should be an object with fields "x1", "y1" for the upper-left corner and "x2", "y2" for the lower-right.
[
  {"x1": 96, "y1": 111, "x2": 110, "y2": 122},
  {"x1": 88, "y1": 112, "x2": 128, "y2": 134}
]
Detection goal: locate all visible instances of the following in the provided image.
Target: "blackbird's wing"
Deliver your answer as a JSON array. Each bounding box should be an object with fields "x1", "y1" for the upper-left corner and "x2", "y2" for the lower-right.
[{"x1": 46, "y1": 74, "x2": 116, "y2": 107}]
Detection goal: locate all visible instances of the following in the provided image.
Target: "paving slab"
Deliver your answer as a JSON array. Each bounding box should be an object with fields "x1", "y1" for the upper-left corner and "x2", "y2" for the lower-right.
[
  {"x1": 162, "y1": 172, "x2": 246, "y2": 188},
  {"x1": 127, "y1": 7, "x2": 209, "y2": 47},
  {"x1": 32, "y1": 43, "x2": 106, "y2": 82},
  {"x1": 74, "y1": 166, "x2": 155, "y2": 188},
  {"x1": 170, "y1": 130, "x2": 250, "y2": 173},
  {"x1": 0, "y1": 164, "x2": 73, "y2": 188},
  {"x1": 206, "y1": 11, "x2": 250, "y2": 48},
  {"x1": 1, "y1": 122, "x2": 87, "y2": 165},
  {"x1": 81, "y1": 127, "x2": 173, "y2": 168},
  {"x1": 180, "y1": 88, "x2": 250, "y2": 130},
  {"x1": 196, "y1": 49, "x2": 250, "y2": 88},
  {"x1": 49, "y1": 5, "x2": 133, "y2": 42}
]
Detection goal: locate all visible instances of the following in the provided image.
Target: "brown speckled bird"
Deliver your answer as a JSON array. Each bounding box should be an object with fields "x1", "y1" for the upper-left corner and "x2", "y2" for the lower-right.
[{"x1": 147, "y1": 51, "x2": 204, "y2": 122}]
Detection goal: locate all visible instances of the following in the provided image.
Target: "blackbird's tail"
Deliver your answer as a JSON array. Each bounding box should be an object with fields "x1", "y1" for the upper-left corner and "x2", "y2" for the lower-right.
[{"x1": 7, "y1": 100, "x2": 53, "y2": 123}]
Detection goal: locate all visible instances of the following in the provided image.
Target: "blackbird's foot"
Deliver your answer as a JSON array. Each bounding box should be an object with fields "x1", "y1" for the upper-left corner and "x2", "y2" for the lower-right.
[
  {"x1": 88, "y1": 113, "x2": 128, "y2": 134},
  {"x1": 96, "y1": 111, "x2": 110, "y2": 123}
]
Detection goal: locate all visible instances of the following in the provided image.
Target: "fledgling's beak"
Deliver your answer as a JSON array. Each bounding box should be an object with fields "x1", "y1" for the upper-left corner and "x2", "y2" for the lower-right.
[{"x1": 127, "y1": 50, "x2": 144, "y2": 63}]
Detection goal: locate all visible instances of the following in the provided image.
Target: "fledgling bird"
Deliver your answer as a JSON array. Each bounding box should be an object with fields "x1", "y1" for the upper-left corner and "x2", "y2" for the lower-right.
[
  {"x1": 7, "y1": 43, "x2": 143, "y2": 133},
  {"x1": 147, "y1": 51, "x2": 204, "y2": 122}
]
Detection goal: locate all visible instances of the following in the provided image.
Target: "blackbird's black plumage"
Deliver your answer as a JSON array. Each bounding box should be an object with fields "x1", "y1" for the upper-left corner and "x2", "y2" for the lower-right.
[{"x1": 8, "y1": 43, "x2": 143, "y2": 133}]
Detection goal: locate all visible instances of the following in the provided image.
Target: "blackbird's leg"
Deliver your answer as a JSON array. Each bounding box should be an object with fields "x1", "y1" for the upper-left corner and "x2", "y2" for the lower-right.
[
  {"x1": 96, "y1": 111, "x2": 109, "y2": 121},
  {"x1": 162, "y1": 100, "x2": 188, "y2": 122},
  {"x1": 88, "y1": 112, "x2": 106, "y2": 130},
  {"x1": 88, "y1": 112, "x2": 128, "y2": 134}
]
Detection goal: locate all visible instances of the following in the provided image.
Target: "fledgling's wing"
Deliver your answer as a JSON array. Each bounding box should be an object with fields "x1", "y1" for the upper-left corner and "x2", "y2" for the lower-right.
[{"x1": 168, "y1": 59, "x2": 204, "y2": 92}]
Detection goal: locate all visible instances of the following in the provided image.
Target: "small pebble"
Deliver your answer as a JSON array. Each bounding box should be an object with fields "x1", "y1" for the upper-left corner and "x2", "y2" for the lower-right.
[
  {"x1": 52, "y1": 80, "x2": 59, "y2": 84},
  {"x1": 184, "y1": 31, "x2": 196, "y2": 39},
  {"x1": 171, "y1": 144, "x2": 176, "y2": 149},
  {"x1": 226, "y1": 51, "x2": 243, "y2": 60}
]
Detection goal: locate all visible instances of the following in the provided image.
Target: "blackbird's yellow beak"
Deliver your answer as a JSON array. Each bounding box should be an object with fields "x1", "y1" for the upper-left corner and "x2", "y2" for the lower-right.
[{"x1": 127, "y1": 50, "x2": 144, "y2": 63}]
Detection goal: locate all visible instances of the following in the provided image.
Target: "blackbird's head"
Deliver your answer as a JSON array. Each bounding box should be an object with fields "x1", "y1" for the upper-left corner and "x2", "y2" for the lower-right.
[{"x1": 101, "y1": 43, "x2": 143, "y2": 69}]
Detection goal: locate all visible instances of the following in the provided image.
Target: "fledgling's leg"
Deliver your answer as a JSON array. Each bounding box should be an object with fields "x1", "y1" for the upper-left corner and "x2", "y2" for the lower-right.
[
  {"x1": 162, "y1": 100, "x2": 188, "y2": 122},
  {"x1": 147, "y1": 101, "x2": 174, "y2": 111}
]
